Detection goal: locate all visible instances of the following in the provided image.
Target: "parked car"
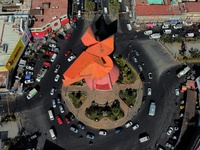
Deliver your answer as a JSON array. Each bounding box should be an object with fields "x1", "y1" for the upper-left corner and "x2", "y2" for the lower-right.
[
  {"x1": 68, "y1": 112, "x2": 75, "y2": 121},
  {"x1": 57, "y1": 94, "x2": 61, "y2": 103},
  {"x1": 28, "y1": 131, "x2": 41, "y2": 141},
  {"x1": 125, "y1": 121, "x2": 133, "y2": 128},
  {"x1": 65, "y1": 50, "x2": 72, "y2": 57},
  {"x1": 147, "y1": 88, "x2": 152, "y2": 96},
  {"x1": 44, "y1": 61, "x2": 51, "y2": 67},
  {"x1": 165, "y1": 141, "x2": 175, "y2": 149},
  {"x1": 115, "y1": 127, "x2": 123, "y2": 133},
  {"x1": 77, "y1": 121, "x2": 85, "y2": 130},
  {"x1": 59, "y1": 105, "x2": 64, "y2": 113},
  {"x1": 52, "y1": 98, "x2": 56, "y2": 108},
  {"x1": 49, "y1": 43, "x2": 57, "y2": 48},
  {"x1": 68, "y1": 54, "x2": 76, "y2": 62},
  {"x1": 56, "y1": 116, "x2": 63, "y2": 125},
  {"x1": 134, "y1": 50, "x2": 139, "y2": 56},
  {"x1": 54, "y1": 64, "x2": 60, "y2": 73},
  {"x1": 173, "y1": 24, "x2": 182, "y2": 29},
  {"x1": 138, "y1": 65, "x2": 143, "y2": 72},
  {"x1": 58, "y1": 34, "x2": 65, "y2": 40},
  {"x1": 54, "y1": 74, "x2": 60, "y2": 82},
  {"x1": 144, "y1": 30, "x2": 153, "y2": 35},
  {"x1": 65, "y1": 33, "x2": 72, "y2": 40},
  {"x1": 70, "y1": 125, "x2": 79, "y2": 133},
  {"x1": 132, "y1": 56, "x2": 137, "y2": 63},
  {"x1": 45, "y1": 51, "x2": 54, "y2": 56},
  {"x1": 175, "y1": 88, "x2": 180, "y2": 96},
  {"x1": 185, "y1": 33, "x2": 194, "y2": 38},
  {"x1": 166, "y1": 126, "x2": 173, "y2": 136},
  {"x1": 25, "y1": 70, "x2": 34, "y2": 75},
  {"x1": 50, "y1": 87, "x2": 56, "y2": 95},
  {"x1": 132, "y1": 123, "x2": 139, "y2": 130},
  {"x1": 99, "y1": 129, "x2": 107, "y2": 136},
  {"x1": 86, "y1": 132, "x2": 95, "y2": 139},
  {"x1": 24, "y1": 79, "x2": 34, "y2": 84},
  {"x1": 65, "y1": 115, "x2": 70, "y2": 124}
]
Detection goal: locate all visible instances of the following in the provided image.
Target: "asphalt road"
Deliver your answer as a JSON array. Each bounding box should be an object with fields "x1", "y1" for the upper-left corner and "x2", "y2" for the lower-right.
[{"x1": 0, "y1": 13, "x2": 191, "y2": 150}]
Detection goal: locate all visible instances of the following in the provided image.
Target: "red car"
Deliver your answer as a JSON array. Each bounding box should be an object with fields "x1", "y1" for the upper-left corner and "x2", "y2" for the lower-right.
[
  {"x1": 73, "y1": 16, "x2": 77, "y2": 23},
  {"x1": 65, "y1": 50, "x2": 72, "y2": 57},
  {"x1": 56, "y1": 116, "x2": 63, "y2": 125},
  {"x1": 44, "y1": 61, "x2": 51, "y2": 67},
  {"x1": 65, "y1": 33, "x2": 72, "y2": 40},
  {"x1": 45, "y1": 51, "x2": 54, "y2": 56},
  {"x1": 65, "y1": 116, "x2": 70, "y2": 124}
]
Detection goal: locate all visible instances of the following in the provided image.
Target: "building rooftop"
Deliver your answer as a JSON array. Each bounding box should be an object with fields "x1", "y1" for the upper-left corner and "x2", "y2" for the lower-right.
[
  {"x1": 0, "y1": 16, "x2": 23, "y2": 67},
  {"x1": 184, "y1": 2, "x2": 200, "y2": 12},
  {"x1": 136, "y1": 4, "x2": 182, "y2": 16},
  {"x1": 30, "y1": 0, "x2": 68, "y2": 28}
]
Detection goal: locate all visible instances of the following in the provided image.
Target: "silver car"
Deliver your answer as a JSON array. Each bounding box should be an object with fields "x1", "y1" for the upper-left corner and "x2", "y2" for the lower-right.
[
  {"x1": 59, "y1": 105, "x2": 64, "y2": 113},
  {"x1": 52, "y1": 99, "x2": 56, "y2": 108},
  {"x1": 70, "y1": 125, "x2": 79, "y2": 133}
]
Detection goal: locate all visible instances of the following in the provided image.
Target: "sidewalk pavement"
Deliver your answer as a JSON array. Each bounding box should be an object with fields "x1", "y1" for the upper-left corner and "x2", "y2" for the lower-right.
[{"x1": 61, "y1": 79, "x2": 143, "y2": 129}]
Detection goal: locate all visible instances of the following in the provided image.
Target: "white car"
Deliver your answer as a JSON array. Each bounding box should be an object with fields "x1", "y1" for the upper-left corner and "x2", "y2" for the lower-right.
[
  {"x1": 26, "y1": 70, "x2": 34, "y2": 75},
  {"x1": 148, "y1": 72, "x2": 153, "y2": 79},
  {"x1": 99, "y1": 130, "x2": 107, "y2": 136},
  {"x1": 165, "y1": 142, "x2": 175, "y2": 149},
  {"x1": 166, "y1": 126, "x2": 173, "y2": 136},
  {"x1": 138, "y1": 65, "x2": 143, "y2": 72},
  {"x1": 147, "y1": 88, "x2": 152, "y2": 96},
  {"x1": 68, "y1": 55, "x2": 76, "y2": 62},
  {"x1": 54, "y1": 74, "x2": 60, "y2": 82},
  {"x1": 24, "y1": 79, "x2": 34, "y2": 84},
  {"x1": 125, "y1": 6, "x2": 129, "y2": 12},
  {"x1": 52, "y1": 99, "x2": 56, "y2": 108},
  {"x1": 26, "y1": 65, "x2": 34, "y2": 70},
  {"x1": 54, "y1": 64, "x2": 60, "y2": 73},
  {"x1": 50, "y1": 87, "x2": 56, "y2": 95},
  {"x1": 59, "y1": 105, "x2": 64, "y2": 113},
  {"x1": 144, "y1": 30, "x2": 153, "y2": 35},
  {"x1": 125, "y1": 121, "x2": 133, "y2": 128},
  {"x1": 173, "y1": 24, "x2": 182, "y2": 29},
  {"x1": 175, "y1": 88, "x2": 180, "y2": 96},
  {"x1": 132, "y1": 123, "x2": 139, "y2": 130},
  {"x1": 172, "y1": 34, "x2": 178, "y2": 38},
  {"x1": 134, "y1": 50, "x2": 139, "y2": 56},
  {"x1": 49, "y1": 43, "x2": 57, "y2": 48},
  {"x1": 132, "y1": 56, "x2": 137, "y2": 63}
]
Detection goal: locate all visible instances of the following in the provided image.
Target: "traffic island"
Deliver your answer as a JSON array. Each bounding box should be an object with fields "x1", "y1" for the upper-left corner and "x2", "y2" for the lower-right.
[
  {"x1": 68, "y1": 91, "x2": 87, "y2": 109},
  {"x1": 119, "y1": 89, "x2": 137, "y2": 108}
]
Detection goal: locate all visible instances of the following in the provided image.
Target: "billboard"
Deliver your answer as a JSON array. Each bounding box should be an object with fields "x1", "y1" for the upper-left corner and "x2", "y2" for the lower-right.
[
  {"x1": 0, "y1": 67, "x2": 9, "y2": 89},
  {"x1": 5, "y1": 40, "x2": 25, "y2": 71}
]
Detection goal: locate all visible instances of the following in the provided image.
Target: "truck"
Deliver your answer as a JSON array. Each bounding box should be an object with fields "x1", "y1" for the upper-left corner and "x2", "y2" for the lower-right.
[
  {"x1": 15, "y1": 59, "x2": 27, "y2": 80},
  {"x1": 27, "y1": 88, "x2": 38, "y2": 99},
  {"x1": 177, "y1": 66, "x2": 190, "y2": 78}
]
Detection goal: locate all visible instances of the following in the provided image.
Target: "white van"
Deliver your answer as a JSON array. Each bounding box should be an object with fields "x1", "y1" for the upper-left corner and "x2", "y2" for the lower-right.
[
  {"x1": 49, "y1": 129, "x2": 56, "y2": 140},
  {"x1": 48, "y1": 110, "x2": 54, "y2": 121},
  {"x1": 139, "y1": 135, "x2": 150, "y2": 143},
  {"x1": 163, "y1": 29, "x2": 172, "y2": 34},
  {"x1": 77, "y1": 10, "x2": 81, "y2": 18},
  {"x1": 148, "y1": 102, "x2": 156, "y2": 116},
  {"x1": 127, "y1": 23, "x2": 132, "y2": 31},
  {"x1": 149, "y1": 33, "x2": 161, "y2": 39},
  {"x1": 144, "y1": 30, "x2": 153, "y2": 35},
  {"x1": 50, "y1": 53, "x2": 57, "y2": 62},
  {"x1": 104, "y1": 7, "x2": 108, "y2": 14}
]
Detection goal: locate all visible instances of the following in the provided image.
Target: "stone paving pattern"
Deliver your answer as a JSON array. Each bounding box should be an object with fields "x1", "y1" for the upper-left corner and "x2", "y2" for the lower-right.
[{"x1": 61, "y1": 79, "x2": 143, "y2": 129}]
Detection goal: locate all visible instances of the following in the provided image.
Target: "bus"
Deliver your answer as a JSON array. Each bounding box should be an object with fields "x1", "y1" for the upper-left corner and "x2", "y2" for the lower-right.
[{"x1": 177, "y1": 66, "x2": 190, "y2": 78}]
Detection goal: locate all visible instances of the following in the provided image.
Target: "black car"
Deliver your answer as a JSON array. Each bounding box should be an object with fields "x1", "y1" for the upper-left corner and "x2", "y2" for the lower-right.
[
  {"x1": 115, "y1": 127, "x2": 123, "y2": 133},
  {"x1": 77, "y1": 121, "x2": 85, "y2": 130},
  {"x1": 58, "y1": 34, "x2": 65, "y2": 40},
  {"x1": 57, "y1": 94, "x2": 61, "y2": 104},
  {"x1": 68, "y1": 112, "x2": 75, "y2": 121}
]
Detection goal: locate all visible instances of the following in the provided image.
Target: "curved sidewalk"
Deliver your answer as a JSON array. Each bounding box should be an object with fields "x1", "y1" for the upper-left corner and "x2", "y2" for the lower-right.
[{"x1": 61, "y1": 79, "x2": 143, "y2": 129}]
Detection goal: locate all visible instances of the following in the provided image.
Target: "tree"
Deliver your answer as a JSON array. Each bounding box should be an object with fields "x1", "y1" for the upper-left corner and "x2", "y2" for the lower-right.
[{"x1": 85, "y1": 0, "x2": 95, "y2": 12}]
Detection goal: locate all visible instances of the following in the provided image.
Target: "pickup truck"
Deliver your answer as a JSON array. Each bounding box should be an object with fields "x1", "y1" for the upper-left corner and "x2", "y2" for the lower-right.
[{"x1": 27, "y1": 88, "x2": 38, "y2": 99}]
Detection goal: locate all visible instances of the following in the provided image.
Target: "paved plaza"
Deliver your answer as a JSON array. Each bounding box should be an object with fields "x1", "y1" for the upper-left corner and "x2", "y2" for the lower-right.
[{"x1": 62, "y1": 79, "x2": 143, "y2": 129}]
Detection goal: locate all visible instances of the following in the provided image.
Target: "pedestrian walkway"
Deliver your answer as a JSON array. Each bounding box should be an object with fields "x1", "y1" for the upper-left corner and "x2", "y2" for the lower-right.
[{"x1": 61, "y1": 79, "x2": 143, "y2": 129}]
